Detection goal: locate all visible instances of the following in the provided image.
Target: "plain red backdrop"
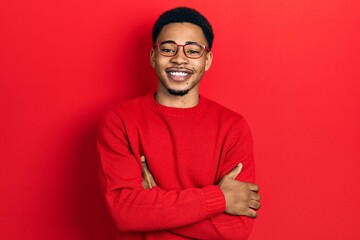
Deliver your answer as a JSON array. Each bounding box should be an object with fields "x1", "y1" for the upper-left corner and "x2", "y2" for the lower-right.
[{"x1": 1, "y1": 0, "x2": 359, "y2": 239}]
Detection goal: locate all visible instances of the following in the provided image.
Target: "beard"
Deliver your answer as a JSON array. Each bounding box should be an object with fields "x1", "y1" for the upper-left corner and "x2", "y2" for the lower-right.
[{"x1": 167, "y1": 88, "x2": 190, "y2": 96}]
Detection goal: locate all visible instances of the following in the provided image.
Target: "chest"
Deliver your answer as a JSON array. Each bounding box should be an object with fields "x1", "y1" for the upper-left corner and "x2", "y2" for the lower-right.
[{"x1": 127, "y1": 117, "x2": 229, "y2": 190}]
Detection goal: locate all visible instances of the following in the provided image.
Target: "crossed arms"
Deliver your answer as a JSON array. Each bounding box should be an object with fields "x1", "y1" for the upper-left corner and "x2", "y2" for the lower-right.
[
  {"x1": 141, "y1": 156, "x2": 261, "y2": 218},
  {"x1": 98, "y1": 109, "x2": 261, "y2": 239}
]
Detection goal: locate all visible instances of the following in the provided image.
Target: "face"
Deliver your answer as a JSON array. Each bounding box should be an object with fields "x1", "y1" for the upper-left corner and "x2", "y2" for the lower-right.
[{"x1": 150, "y1": 22, "x2": 213, "y2": 97}]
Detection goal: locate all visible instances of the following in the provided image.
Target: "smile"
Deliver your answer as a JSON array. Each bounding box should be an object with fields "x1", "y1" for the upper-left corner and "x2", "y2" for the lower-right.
[
  {"x1": 169, "y1": 72, "x2": 189, "y2": 77},
  {"x1": 166, "y1": 71, "x2": 192, "y2": 82}
]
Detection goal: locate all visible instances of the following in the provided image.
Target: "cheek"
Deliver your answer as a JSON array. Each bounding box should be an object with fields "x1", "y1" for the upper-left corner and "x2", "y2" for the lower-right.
[
  {"x1": 193, "y1": 61, "x2": 207, "y2": 74},
  {"x1": 154, "y1": 57, "x2": 168, "y2": 69}
]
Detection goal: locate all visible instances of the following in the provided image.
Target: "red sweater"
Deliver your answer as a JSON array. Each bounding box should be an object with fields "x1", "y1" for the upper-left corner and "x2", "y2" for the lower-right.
[{"x1": 97, "y1": 93, "x2": 255, "y2": 240}]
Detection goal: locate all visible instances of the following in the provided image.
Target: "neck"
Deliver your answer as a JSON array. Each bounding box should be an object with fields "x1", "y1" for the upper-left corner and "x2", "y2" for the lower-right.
[{"x1": 155, "y1": 87, "x2": 200, "y2": 108}]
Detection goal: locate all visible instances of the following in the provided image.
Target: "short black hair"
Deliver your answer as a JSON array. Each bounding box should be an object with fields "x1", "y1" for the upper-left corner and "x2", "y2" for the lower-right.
[{"x1": 152, "y1": 7, "x2": 214, "y2": 49}]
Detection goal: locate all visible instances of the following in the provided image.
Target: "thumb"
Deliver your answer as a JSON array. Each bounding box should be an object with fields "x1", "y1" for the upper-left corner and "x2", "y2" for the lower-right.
[{"x1": 226, "y1": 163, "x2": 243, "y2": 180}]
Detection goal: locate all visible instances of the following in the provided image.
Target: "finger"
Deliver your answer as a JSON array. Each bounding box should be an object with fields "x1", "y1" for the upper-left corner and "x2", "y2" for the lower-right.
[
  {"x1": 142, "y1": 179, "x2": 150, "y2": 189},
  {"x1": 226, "y1": 163, "x2": 243, "y2": 180},
  {"x1": 140, "y1": 156, "x2": 157, "y2": 189},
  {"x1": 251, "y1": 192, "x2": 261, "y2": 201},
  {"x1": 141, "y1": 156, "x2": 149, "y2": 172},
  {"x1": 249, "y1": 199, "x2": 261, "y2": 210},
  {"x1": 246, "y1": 209, "x2": 258, "y2": 219},
  {"x1": 141, "y1": 155, "x2": 146, "y2": 166},
  {"x1": 141, "y1": 157, "x2": 152, "y2": 177},
  {"x1": 247, "y1": 183, "x2": 259, "y2": 193},
  {"x1": 144, "y1": 174, "x2": 156, "y2": 188}
]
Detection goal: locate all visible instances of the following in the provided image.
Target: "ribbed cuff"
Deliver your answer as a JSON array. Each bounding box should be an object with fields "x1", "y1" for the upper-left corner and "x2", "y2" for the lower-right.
[{"x1": 202, "y1": 186, "x2": 226, "y2": 217}]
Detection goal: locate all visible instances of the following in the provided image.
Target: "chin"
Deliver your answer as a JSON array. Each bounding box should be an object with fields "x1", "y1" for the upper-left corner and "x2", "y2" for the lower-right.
[{"x1": 167, "y1": 88, "x2": 190, "y2": 96}]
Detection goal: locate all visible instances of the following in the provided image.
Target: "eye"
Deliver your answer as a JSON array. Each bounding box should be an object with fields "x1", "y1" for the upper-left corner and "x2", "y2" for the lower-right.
[
  {"x1": 187, "y1": 49, "x2": 201, "y2": 55},
  {"x1": 160, "y1": 47, "x2": 174, "y2": 53},
  {"x1": 159, "y1": 43, "x2": 177, "y2": 55},
  {"x1": 185, "y1": 45, "x2": 202, "y2": 56}
]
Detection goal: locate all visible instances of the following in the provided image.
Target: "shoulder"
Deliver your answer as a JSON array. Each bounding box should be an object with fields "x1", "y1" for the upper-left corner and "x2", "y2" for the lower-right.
[
  {"x1": 99, "y1": 93, "x2": 153, "y2": 126},
  {"x1": 201, "y1": 96, "x2": 246, "y2": 123},
  {"x1": 104, "y1": 93, "x2": 153, "y2": 118},
  {"x1": 112, "y1": 94, "x2": 151, "y2": 113},
  {"x1": 201, "y1": 96, "x2": 252, "y2": 139}
]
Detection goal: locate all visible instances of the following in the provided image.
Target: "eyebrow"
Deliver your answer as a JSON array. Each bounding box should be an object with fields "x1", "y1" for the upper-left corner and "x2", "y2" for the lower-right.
[
  {"x1": 160, "y1": 40, "x2": 176, "y2": 44},
  {"x1": 160, "y1": 40, "x2": 201, "y2": 45}
]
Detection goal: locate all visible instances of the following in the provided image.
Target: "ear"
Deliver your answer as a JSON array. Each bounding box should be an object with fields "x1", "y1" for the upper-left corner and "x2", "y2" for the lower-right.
[
  {"x1": 205, "y1": 51, "x2": 213, "y2": 71},
  {"x1": 150, "y1": 49, "x2": 156, "y2": 68}
]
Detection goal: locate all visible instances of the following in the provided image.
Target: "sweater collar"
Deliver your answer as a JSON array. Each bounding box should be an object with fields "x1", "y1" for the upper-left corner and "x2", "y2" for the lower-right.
[{"x1": 145, "y1": 92, "x2": 207, "y2": 117}]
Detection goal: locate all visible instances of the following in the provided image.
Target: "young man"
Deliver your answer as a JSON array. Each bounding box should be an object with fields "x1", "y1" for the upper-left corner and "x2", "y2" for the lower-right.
[{"x1": 98, "y1": 7, "x2": 261, "y2": 240}]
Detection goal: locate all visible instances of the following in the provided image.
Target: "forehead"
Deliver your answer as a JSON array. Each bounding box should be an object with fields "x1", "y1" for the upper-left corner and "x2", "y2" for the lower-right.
[{"x1": 156, "y1": 22, "x2": 207, "y2": 45}]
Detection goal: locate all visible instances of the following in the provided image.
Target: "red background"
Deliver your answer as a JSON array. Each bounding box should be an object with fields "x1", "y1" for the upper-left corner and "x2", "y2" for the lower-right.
[{"x1": 1, "y1": 0, "x2": 359, "y2": 239}]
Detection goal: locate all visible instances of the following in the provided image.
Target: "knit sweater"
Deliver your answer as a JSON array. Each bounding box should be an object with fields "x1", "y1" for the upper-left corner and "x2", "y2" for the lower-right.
[{"x1": 97, "y1": 93, "x2": 255, "y2": 240}]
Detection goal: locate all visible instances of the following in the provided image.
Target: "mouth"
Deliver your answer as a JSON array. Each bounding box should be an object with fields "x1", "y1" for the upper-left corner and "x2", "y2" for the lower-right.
[{"x1": 166, "y1": 68, "x2": 193, "y2": 82}]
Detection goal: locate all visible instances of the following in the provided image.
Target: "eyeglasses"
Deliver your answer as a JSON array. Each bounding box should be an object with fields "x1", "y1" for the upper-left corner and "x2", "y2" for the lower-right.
[{"x1": 153, "y1": 41, "x2": 210, "y2": 59}]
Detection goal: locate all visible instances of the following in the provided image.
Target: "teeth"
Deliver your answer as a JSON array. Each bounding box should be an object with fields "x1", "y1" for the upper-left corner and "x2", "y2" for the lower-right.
[{"x1": 169, "y1": 72, "x2": 189, "y2": 77}]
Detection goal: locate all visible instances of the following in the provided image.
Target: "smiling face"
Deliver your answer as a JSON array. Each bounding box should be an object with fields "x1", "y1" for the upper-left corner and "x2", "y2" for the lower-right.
[{"x1": 150, "y1": 22, "x2": 213, "y2": 104}]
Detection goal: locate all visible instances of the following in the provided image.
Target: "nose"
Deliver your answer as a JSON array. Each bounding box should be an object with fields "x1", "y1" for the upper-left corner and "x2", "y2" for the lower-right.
[{"x1": 170, "y1": 46, "x2": 188, "y2": 64}]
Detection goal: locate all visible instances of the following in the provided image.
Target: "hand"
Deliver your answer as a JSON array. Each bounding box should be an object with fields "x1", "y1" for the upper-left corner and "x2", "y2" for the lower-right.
[
  {"x1": 218, "y1": 163, "x2": 261, "y2": 218},
  {"x1": 141, "y1": 156, "x2": 157, "y2": 189}
]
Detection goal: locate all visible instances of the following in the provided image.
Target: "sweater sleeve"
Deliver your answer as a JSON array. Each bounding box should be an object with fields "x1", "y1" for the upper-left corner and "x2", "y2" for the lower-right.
[
  {"x1": 167, "y1": 118, "x2": 256, "y2": 240},
  {"x1": 97, "y1": 109, "x2": 226, "y2": 232}
]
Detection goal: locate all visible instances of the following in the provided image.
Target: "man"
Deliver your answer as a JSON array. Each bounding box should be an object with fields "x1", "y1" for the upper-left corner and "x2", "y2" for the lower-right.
[{"x1": 97, "y1": 7, "x2": 261, "y2": 240}]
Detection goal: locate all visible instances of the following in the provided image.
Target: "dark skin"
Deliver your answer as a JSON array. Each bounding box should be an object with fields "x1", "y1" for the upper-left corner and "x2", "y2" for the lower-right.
[
  {"x1": 144, "y1": 22, "x2": 261, "y2": 219},
  {"x1": 141, "y1": 156, "x2": 261, "y2": 218}
]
